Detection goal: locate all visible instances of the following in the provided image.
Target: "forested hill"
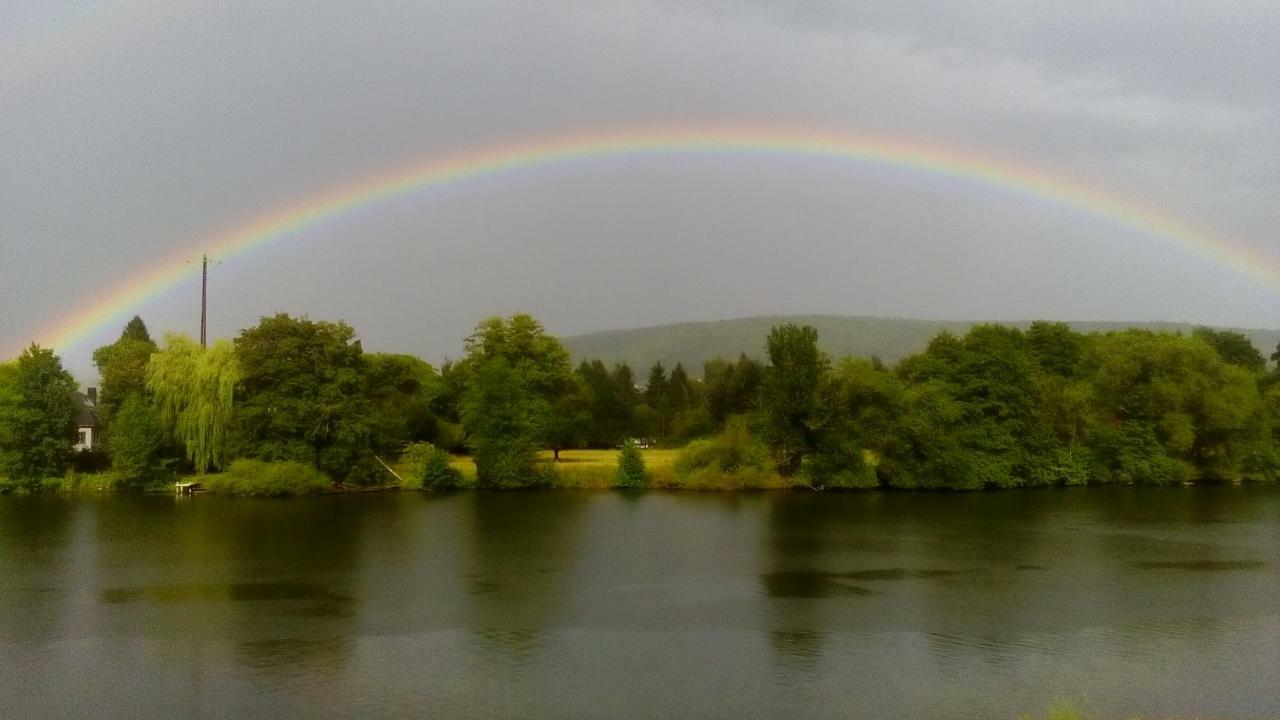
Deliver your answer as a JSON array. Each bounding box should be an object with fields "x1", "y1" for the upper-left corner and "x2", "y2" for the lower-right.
[{"x1": 561, "y1": 315, "x2": 1280, "y2": 372}]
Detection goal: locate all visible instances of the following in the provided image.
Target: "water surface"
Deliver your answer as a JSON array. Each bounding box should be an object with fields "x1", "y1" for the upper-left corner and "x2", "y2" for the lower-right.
[{"x1": 2, "y1": 487, "x2": 1278, "y2": 718}]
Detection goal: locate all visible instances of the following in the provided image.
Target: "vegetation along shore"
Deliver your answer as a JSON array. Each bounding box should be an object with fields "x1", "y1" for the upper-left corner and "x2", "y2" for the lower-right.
[{"x1": 3, "y1": 311, "x2": 1280, "y2": 495}]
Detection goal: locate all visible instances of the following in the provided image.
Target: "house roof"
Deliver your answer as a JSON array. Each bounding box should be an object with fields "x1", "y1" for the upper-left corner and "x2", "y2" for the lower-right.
[{"x1": 75, "y1": 392, "x2": 98, "y2": 428}]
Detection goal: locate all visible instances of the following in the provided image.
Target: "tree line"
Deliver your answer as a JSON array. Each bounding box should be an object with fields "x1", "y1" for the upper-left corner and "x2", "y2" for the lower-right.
[{"x1": 2, "y1": 312, "x2": 1279, "y2": 491}]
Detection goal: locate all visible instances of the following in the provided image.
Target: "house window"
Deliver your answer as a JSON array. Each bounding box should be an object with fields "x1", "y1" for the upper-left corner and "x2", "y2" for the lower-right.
[{"x1": 78, "y1": 430, "x2": 88, "y2": 447}]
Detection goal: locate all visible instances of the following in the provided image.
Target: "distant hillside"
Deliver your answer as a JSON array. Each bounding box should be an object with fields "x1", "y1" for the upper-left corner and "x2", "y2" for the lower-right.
[{"x1": 561, "y1": 315, "x2": 1280, "y2": 373}]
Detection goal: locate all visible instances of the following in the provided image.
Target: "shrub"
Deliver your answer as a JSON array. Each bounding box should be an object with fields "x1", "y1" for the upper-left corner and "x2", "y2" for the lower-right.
[
  {"x1": 202, "y1": 459, "x2": 331, "y2": 496},
  {"x1": 616, "y1": 440, "x2": 647, "y2": 489},
  {"x1": 433, "y1": 422, "x2": 467, "y2": 454},
  {"x1": 804, "y1": 436, "x2": 877, "y2": 489},
  {"x1": 674, "y1": 418, "x2": 786, "y2": 490},
  {"x1": 548, "y1": 462, "x2": 612, "y2": 488},
  {"x1": 345, "y1": 456, "x2": 389, "y2": 487},
  {"x1": 107, "y1": 394, "x2": 171, "y2": 490},
  {"x1": 1091, "y1": 422, "x2": 1188, "y2": 485},
  {"x1": 39, "y1": 471, "x2": 127, "y2": 493},
  {"x1": 401, "y1": 442, "x2": 463, "y2": 491},
  {"x1": 474, "y1": 440, "x2": 543, "y2": 489}
]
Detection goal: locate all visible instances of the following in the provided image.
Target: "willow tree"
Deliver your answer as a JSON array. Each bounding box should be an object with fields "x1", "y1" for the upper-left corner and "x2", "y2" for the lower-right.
[{"x1": 146, "y1": 334, "x2": 240, "y2": 474}]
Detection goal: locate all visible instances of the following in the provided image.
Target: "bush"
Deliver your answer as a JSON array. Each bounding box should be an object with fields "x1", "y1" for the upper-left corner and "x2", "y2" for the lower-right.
[
  {"x1": 474, "y1": 440, "x2": 543, "y2": 489},
  {"x1": 550, "y1": 462, "x2": 614, "y2": 488},
  {"x1": 674, "y1": 418, "x2": 786, "y2": 490},
  {"x1": 433, "y1": 422, "x2": 467, "y2": 454},
  {"x1": 804, "y1": 436, "x2": 877, "y2": 490},
  {"x1": 401, "y1": 442, "x2": 463, "y2": 490},
  {"x1": 1091, "y1": 422, "x2": 1188, "y2": 485},
  {"x1": 616, "y1": 440, "x2": 647, "y2": 489},
  {"x1": 107, "y1": 394, "x2": 171, "y2": 490},
  {"x1": 202, "y1": 459, "x2": 332, "y2": 496},
  {"x1": 345, "y1": 456, "x2": 390, "y2": 487}
]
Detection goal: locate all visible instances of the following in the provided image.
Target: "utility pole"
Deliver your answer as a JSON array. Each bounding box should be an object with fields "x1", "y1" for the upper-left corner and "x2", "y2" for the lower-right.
[{"x1": 200, "y1": 254, "x2": 208, "y2": 349}]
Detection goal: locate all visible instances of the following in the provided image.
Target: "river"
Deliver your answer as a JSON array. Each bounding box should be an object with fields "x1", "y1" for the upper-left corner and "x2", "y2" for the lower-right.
[{"x1": 2, "y1": 487, "x2": 1278, "y2": 718}]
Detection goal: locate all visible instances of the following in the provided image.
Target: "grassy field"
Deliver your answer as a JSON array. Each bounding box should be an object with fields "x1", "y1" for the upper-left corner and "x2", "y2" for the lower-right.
[{"x1": 449, "y1": 448, "x2": 683, "y2": 488}]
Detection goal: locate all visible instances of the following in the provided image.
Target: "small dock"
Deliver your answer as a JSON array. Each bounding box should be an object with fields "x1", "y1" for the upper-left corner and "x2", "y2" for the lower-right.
[{"x1": 174, "y1": 481, "x2": 203, "y2": 495}]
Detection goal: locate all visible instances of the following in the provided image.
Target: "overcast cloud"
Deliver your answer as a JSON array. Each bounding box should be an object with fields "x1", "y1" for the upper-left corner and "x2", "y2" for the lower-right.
[{"x1": 2, "y1": 0, "x2": 1276, "y2": 376}]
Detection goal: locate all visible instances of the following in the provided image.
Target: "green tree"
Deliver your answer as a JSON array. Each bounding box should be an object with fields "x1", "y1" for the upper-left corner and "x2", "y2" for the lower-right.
[
  {"x1": 643, "y1": 362, "x2": 669, "y2": 438},
  {"x1": 0, "y1": 345, "x2": 78, "y2": 484},
  {"x1": 805, "y1": 358, "x2": 902, "y2": 489},
  {"x1": 704, "y1": 354, "x2": 763, "y2": 426},
  {"x1": 576, "y1": 359, "x2": 638, "y2": 447},
  {"x1": 760, "y1": 324, "x2": 827, "y2": 475},
  {"x1": 1083, "y1": 330, "x2": 1267, "y2": 482},
  {"x1": 616, "y1": 439, "x2": 646, "y2": 488},
  {"x1": 460, "y1": 314, "x2": 572, "y2": 400},
  {"x1": 1192, "y1": 327, "x2": 1266, "y2": 373},
  {"x1": 107, "y1": 393, "x2": 168, "y2": 488},
  {"x1": 147, "y1": 334, "x2": 240, "y2": 474},
  {"x1": 364, "y1": 353, "x2": 441, "y2": 455},
  {"x1": 401, "y1": 442, "x2": 462, "y2": 490},
  {"x1": 120, "y1": 315, "x2": 153, "y2": 343},
  {"x1": 546, "y1": 375, "x2": 593, "y2": 460},
  {"x1": 233, "y1": 314, "x2": 369, "y2": 479},
  {"x1": 463, "y1": 357, "x2": 547, "y2": 488},
  {"x1": 1026, "y1": 321, "x2": 1084, "y2": 377},
  {"x1": 91, "y1": 316, "x2": 158, "y2": 429}
]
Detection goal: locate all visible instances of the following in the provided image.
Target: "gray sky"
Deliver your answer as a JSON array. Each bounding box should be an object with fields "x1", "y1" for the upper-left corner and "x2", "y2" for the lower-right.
[{"x1": 2, "y1": 0, "x2": 1277, "y2": 377}]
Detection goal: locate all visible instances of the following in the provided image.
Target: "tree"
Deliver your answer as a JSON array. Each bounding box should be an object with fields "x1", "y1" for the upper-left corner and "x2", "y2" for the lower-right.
[
  {"x1": 92, "y1": 316, "x2": 158, "y2": 429},
  {"x1": 107, "y1": 394, "x2": 168, "y2": 488},
  {"x1": 806, "y1": 358, "x2": 901, "y2": 489},
  {"x1": 364, "y1": 353, "x2": 441, "y2": 455},
  {"x1": 120, "y1": 315, "x2": 153, "y2": 343},
  {"x1": 616, "y1": 439, "x2": 646, "y2": 488},
  {"x1": 546, "y1": 375, "x2": 593, "y2": 460},
  {"x1": 1193, "y1": 327, "x2": 1266, "y2": 373},
  {"x1": 1083, "y1": 330, "x2": 1267, "y2": 482},
  {"x1": 576, "y1": 359, "x2": 637, "y2": 447},
  {"x1": 704, "y1": 354, "x2": 763, "y2": 426},
  {"x1": 458, "y1": 314, "x2": 575, "y2": 463},
  {"x1": 233, "y1": 314, "x2": 368, "y2": 479},
  {"x1": 643, "y1": 362, "x2": 669, "y2": 437},
  {"x1": 1026, "y1": 321, "x2": 1083, "y2": 377},
  {"x1": 760, "y1": 324, "x2": 827, "y2": 475},
  {"x1": 463, "y1": 357, "x2": 547, "y2": 488},
  {"x1": 460, "y1": 314, "x2": 572, "y2": 400},
  {"x1": 147, "y1": 334, "x2": 240, "y2": 474},
  {"x1": 0, "y1": 345, "x2": 78, "y2": 484}
]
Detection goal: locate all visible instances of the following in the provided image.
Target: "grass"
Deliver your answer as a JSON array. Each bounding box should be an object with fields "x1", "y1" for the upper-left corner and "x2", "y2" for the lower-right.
[
  {"x1": 0, "y1": 471, "x2": 126, "y2": 494},
  {"x1": 445, "y1": 447, "x2": 793, "y2": 490},
  {"x1": 199, "y1": 460, "x2": 332, "y2": 496},
  {"x1": 2, "y1": 447, "x2": 774, "y2": 494},
  {"x1": 447, "y1": 448, "x2": 679, "y2": 489}
]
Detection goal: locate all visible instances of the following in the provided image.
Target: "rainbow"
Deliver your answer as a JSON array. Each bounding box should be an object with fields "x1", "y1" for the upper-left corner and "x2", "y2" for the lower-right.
[{"x1": 16, "y1": 125, "x2": 1275, "y2": 357}]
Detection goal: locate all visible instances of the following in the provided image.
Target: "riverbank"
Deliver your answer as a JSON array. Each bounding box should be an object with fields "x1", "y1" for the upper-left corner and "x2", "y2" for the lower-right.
[{"x1": 5, "y1": 445, "x2": 1277, "y2": 497}]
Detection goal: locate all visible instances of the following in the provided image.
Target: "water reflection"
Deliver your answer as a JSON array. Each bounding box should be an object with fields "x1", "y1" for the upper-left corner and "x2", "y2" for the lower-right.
[
  {"x1": 2, "y1": 488, "x2": 1279, "y2": 718},
  {"x1": 461, "y1": 492, "x2": 587, "y2": 661},
  {"x1": 0, "y1": 496, "x2": 78, "y2": 644},
  {"x1": 1131, "y1": 559, "x2": 1268, "y2": 571}
]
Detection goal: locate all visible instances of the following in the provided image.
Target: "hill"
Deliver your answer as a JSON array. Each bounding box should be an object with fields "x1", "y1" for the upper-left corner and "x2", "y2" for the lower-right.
[{"x1": 561, "y1": 315, "x2": 1280, "y2": 373}]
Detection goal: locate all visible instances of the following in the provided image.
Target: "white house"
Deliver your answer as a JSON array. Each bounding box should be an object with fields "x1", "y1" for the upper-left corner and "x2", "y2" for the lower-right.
[{"x1": 74, "y1": 388, "x2": 99, "y2": 452}]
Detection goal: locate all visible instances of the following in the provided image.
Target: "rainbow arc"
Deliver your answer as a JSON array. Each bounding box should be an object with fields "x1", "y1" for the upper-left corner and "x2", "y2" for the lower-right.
[{"x1": 14, "y1": 126, "x2": 1271, "y2": 357}]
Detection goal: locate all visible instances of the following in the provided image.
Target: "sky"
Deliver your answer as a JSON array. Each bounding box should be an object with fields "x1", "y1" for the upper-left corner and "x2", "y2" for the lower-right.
[{"x1": 2, "y1": 0, "x2": 1277, "y2": 377}]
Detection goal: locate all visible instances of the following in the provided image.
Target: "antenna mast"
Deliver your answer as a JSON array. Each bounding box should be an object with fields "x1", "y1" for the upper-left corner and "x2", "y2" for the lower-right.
[{"x1": 200, "y1": 254, "x2": 208, "y2": 348}]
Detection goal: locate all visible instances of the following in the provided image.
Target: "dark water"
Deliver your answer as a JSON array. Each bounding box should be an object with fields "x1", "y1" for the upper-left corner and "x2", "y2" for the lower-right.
[{"x1": 2, "y1": 488, "x2": 1279, "y2": 719}]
